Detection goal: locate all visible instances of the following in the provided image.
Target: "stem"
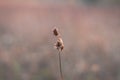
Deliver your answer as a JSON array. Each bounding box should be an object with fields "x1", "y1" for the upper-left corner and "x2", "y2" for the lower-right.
[{"x1": 58, "y1": 50, "x2": 63, "y2": 80}]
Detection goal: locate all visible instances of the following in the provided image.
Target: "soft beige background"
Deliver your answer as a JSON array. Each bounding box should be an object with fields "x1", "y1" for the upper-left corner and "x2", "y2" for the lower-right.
[{"x1": 0, "y1": 1, "x2": 120, "y2": 80}]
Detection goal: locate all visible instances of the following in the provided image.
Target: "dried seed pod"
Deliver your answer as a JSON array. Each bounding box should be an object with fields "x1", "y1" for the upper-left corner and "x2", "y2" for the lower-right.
[
  {"x1": 53, "y1": 27, "x2": 59, "y2": 36},
  {"x1": 55, "y1": 38, "x2": 64, "y2": 51},
  {"x1": 53, "y1": 27, "x2": 64, "y2": 51}
]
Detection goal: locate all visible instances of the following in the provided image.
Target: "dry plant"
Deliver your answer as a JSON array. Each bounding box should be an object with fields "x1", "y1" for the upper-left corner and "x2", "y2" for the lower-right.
[{"x1": 53, "y1": 27, "x2": 64, "y2": 80}]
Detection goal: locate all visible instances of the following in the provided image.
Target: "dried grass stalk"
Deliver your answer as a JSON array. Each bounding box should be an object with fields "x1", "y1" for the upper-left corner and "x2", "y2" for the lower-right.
[{"x1": 53, "y1": 27, "x2": 64, "y2": 80}]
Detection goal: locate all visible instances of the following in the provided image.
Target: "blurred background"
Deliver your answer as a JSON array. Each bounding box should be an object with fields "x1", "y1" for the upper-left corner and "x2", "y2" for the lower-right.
[{"x1": 0, "y1": 0, "x2": 120, "y2": 80}]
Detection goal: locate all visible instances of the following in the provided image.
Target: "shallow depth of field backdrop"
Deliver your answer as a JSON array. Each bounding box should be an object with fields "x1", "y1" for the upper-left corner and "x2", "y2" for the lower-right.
[{"x1": 0, "y1": 0, "x2": 120, "y2": 80}]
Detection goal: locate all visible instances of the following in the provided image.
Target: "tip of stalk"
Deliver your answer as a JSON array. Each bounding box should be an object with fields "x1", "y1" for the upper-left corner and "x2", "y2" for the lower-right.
[
  {"x1": 53, "y1": 27, "x2": 59, "y2": 36},
  {"x1": 53, "y1": 27, "x2": 64, "y2": 51}
]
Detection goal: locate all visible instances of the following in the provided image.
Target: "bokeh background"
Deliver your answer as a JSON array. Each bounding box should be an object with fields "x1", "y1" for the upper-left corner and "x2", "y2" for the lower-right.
[{"x1": 0, "y1": 0, "x2": 120, "y2": 80}]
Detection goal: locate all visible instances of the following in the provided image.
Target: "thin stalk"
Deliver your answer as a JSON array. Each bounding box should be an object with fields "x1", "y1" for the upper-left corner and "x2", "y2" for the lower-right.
[{"x1": 58, "y1": 50, "x2": 63, "y2": 80}]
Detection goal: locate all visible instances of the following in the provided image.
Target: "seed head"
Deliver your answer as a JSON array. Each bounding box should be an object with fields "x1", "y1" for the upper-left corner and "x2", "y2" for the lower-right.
[
  {"x1": 55, "y1": 38, "x2": 64, "y2": 51},
  {"x1": 53, "y1": 27, "x2": 64, "y2": 51},
  {"x1": 53, "y1": 27, "x2": 59, "y2": 36}
]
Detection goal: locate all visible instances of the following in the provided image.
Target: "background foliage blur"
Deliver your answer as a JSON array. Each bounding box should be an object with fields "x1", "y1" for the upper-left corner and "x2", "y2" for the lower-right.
[{"x1": 0, "y1": 0, "x2": 120, "y2": 80}]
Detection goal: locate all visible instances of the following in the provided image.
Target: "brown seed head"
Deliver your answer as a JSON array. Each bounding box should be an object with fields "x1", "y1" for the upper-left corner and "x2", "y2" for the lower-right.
[
  {"x1": 53, "y1": 27, "x2": 64, "y2": 51},
  {"x1": 55, "y1": 38, "x2": 64, "y2": 51},
  {"x1": 53, "y1": 27, "x2": 59, "y2": 36}
]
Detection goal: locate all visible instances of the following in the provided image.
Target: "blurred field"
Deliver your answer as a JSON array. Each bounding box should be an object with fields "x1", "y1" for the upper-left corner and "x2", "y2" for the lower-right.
[{"x1": 0, "y1": 1, "x2": 120, "y2": 80}]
